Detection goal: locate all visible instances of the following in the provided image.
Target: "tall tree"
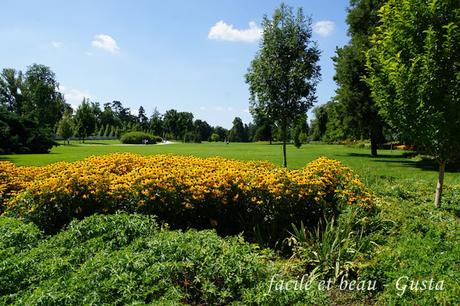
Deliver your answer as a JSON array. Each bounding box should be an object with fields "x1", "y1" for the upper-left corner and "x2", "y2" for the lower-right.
[
  {"x1": 366, "y1": 0, "x2": 460, "y2": 207},
  {"x1": 333, "y1": 0, "x2": 386, "y2": 156},
  {"x1": 251, "y1": 108, "x2": 274, "y2": 143},
  {"x1": 22, "y1": 64, "x2": 67, "y2": 128},
  {"x1": 292, "y1": 113, "x2": 308, "y2": 148},
  {"x1": 229, "y1": 117, "x2": 247, "y2": 142},
  {"x1": 137, "y1": 106, "x2": 149, "y2": 130},
  {"x1": 0, "y1": 68, "x2": 23, "y2": 115},
  {"x1": 149, "y1": 107, "x2": 163, "y2": 137},
  {"x1": 100, "y1": 103, "x2": 120, "y2": 128},
  {"x1": 57, "y1": 111, "x2": 74, "y2": 144},
  {"x1": 310, "y1": 104, "x2": 329, "y2": 141},
  {"x1": 245, "y1": 3, "x2": 320, "y2": 167},
  {"x1": 73, "y1": 98, "x2": 97, "y2": 142},
  {"x1": 163, "y1": 109, "x2": 179, "y2": 139},
  {"x1": 212, "y1": 126, "x2": 228, "y2": 142},
  {"x1": 176, "y1": 112, "x2": 194, "y2": 140},
  {"x1": 193, "y1": 119, "x2": 212, "y2": 141}
]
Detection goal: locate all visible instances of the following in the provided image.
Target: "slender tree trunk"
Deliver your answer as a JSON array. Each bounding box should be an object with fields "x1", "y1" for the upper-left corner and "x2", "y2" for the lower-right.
[
  {"x1": 269, "y1": 125, "x2": 273, "y2": 145},
  {"x1": 282, "y1": 139, "x2": 287, "y2": 168},
  {"x1": 434, "y1": 160, "x2": 446, "y2": 208},
  {"x1": 282, "y1": 123, "x2": 287, "y2": 167},
  {"x1": 370, "y1": 128, "x2": 378, "y2": 157}
]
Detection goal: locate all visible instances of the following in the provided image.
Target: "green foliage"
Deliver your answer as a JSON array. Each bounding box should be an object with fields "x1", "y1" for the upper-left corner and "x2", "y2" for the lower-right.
[
  {"x1": 250, "y1": 108, "x2": 274, "y2": 143},
  {"x1": 183, "y1": 131, "x2": 201, "y2": 143},
  {"x1": 163, "y1": 109, "x2": 194, "y2": 140},
  {"x1": 246, "y1": 3, "x2": 321, "y2": 166},
  {"x1": 212, "y1": 126, "x2": 228, "y2": 142},
  {"x1": 209, "y1": 133, "x2": 220, "y2": 142},
  {"x1": 287, "y1": 208, "x2": 369, "y2": 282},
  {"x1": 366, "y1": 0, "x2": 460, "y2": 206},
  {"x1": 193, "y1": 119, "x2": 212, "y2": 141},
  {"x1": 73, "y1": 98, "x2": 97, "y2": 141},
  {"x1": 21, "y1": 64, "x2": 67, "y2": 128},
  {"x1": 359, "y1": 179, "x2": 460, "y2": 305},
  {"x1": 0, "y1": 217, "x2": 42, "y2": 257},
  {"x1": 56, "y1": 112, "x2": 74, "y2": 142},
  {"x1": 366, "y1": 0, "x2": 460, "y2": 162},
  {"x1": 229, "y1": 117, "x2": 249, "y2": 142},
  {"x1": 0, "y1": 214, "x2": 327, "y2": 305},
  {"x1": 333, "y1": 0, "x2": 387, "y2": 156},
  {"x1": 119, "y1": 131, "x2": 158, "y2": 144},
  {"x1": 0, "y1": 110, "x2": 56, "y2": 154},
  {"x1": 293, "y1": 115, "x2": 308, "y2": 148},
  {"x1": 0, "y1": 69, "x2": 23, "y2": 115}
]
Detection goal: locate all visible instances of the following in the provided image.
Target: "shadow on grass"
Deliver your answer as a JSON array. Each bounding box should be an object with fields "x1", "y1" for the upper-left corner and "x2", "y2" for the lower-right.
[
  {"x1": 0, "y1": 156, "x2": 12, "y2": 162},
  {"x1": 347, "y1": 152, "x2": 460, "y2": 173},
  {"x1": 59, "y1": 142, "x2": 112, "y2": 146},
  {"x1": 444, "y1": 206, "x2": 460, "y2": 218},
  {"x1": 346, "y1": 152, "x2": 417, "y2": 159}
]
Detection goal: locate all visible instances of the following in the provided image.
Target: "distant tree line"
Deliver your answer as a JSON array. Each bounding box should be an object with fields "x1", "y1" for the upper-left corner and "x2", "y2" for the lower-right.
[
  {"x1": 0, "y1": 64, "x2": 312, "y2": 154},
  {"x1": 58, "y1": 98, "x2": 310, "y2": 145}
]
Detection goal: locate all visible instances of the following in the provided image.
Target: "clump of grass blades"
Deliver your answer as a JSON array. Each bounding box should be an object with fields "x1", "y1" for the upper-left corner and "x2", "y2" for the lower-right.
[{"x1": 286, "y1": 209, "x2": 366, "y2": 283}]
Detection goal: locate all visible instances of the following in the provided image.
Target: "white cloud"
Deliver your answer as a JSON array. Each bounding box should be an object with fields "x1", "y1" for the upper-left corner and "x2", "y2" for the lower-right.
[
  {"x1": 243, "y1": 108, "x2": 250, "y2": 114},
  {"x1": 208, "y1": 20, "x2": 262, "y2": 42},
  {"x1": 60, "y1": 86, "x2": 91, "y2": 110},
  {"x1": 199, "y1": 106, "x2": 207, "y2": 110},
  {"x1": 313, "y1": 20, "x2": 335, "y2": 37},
  {"x1": 51, "y1": 41, "x2": 63, "y2": 48},
  {"x1": 91, "y1": 34, "x2": 120, "y2": 53}
]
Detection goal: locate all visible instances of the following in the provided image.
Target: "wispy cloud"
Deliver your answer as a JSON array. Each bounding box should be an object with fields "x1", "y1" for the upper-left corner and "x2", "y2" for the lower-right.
[
  {"x1": 91, "y1": 34, "x2": 120, "y2": 53},
  {"x1": 313, "y1": 20, "x2": 335, "y2": 37},
  {"x1": 208, "y1": 21, "x2": 262, "y2": 42},
  {"x1": 51, "y1": 41, "x2": 63, "y2": 48}
]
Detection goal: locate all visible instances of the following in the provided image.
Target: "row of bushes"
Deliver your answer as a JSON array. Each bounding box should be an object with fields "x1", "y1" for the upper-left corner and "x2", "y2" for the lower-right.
[
  {"x1": 0, "y1": 154, "x2": 372, "y2": 244},
  {"x1": 0, "y1": 213, "x2": 327, "y2": 305}
]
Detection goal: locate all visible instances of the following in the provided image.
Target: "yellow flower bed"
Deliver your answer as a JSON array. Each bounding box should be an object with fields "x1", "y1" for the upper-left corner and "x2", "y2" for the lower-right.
[{"x1": 1, "y1": 153, "x2": 372, "y2": 237}]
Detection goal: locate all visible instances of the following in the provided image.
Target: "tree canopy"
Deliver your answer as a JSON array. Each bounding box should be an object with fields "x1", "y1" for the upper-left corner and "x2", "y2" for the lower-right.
[
  {"x1": 333, "y1": 0, "x2": 386, "y2": 156},
  {"x1": 246, "y1": 3, "x2": 320, "y2": 167},
  {"x1": 366, "y1": 0, "x2": 460, "y2": 206}
]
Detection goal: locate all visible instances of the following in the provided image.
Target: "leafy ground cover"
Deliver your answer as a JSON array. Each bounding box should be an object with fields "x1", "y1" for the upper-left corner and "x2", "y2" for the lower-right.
[{"x1": 0, "y1": 213, "x2": 327, "y2": 305}]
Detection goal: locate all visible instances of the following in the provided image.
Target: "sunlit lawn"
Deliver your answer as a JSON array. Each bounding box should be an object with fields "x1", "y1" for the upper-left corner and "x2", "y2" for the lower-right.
[{"x1": 2, "y1": 140, "x2": 459, "y2": 186}]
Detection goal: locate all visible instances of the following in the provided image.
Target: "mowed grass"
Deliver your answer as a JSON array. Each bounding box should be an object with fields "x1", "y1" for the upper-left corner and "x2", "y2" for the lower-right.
[{"x1": 1, "y1": 140, "x2": 459, "y2": 185}]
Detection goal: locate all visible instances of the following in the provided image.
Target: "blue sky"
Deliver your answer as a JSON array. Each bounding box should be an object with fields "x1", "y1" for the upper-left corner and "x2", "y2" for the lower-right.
[{"x1": 0, "y1": 0, "x2": 350, "y2": 128}]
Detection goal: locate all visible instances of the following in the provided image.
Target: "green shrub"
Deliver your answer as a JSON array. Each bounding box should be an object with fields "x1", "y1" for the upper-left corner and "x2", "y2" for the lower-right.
[
  {"x1": 210, "y1": 133, "x2": 220, "y2": 142},
  {"x1": 119, "y1": 131, "x2": 157, "y2": 144},
  {"x1": 0, "y1": 111, "x2": 56, "y2": 154},
  {"x1": 183, "y1": 131, "x2": 201, "y2": 143},
  {"x1": 0, "y1": 217, "x2": 42, "y2": 257},
  {"x1": 0, "y1": 214, "x2": 327, "y2": 305}
]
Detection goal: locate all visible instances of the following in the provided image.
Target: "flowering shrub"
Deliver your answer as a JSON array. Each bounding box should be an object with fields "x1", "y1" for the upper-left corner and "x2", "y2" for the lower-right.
[{"x1": 1, "y1": 154, "x2": 372, "y2": 241}]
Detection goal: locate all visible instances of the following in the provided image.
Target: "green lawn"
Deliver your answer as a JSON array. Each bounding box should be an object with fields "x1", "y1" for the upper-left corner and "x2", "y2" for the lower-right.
[{"x1": 1, "y1": 141, "x2": 459, "y2": 185}]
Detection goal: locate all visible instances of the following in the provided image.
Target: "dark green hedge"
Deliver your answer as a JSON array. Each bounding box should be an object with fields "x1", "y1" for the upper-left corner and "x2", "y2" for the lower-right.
[{"x1": 0, "y1": 111, "x2": 56, "y2": 154}]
